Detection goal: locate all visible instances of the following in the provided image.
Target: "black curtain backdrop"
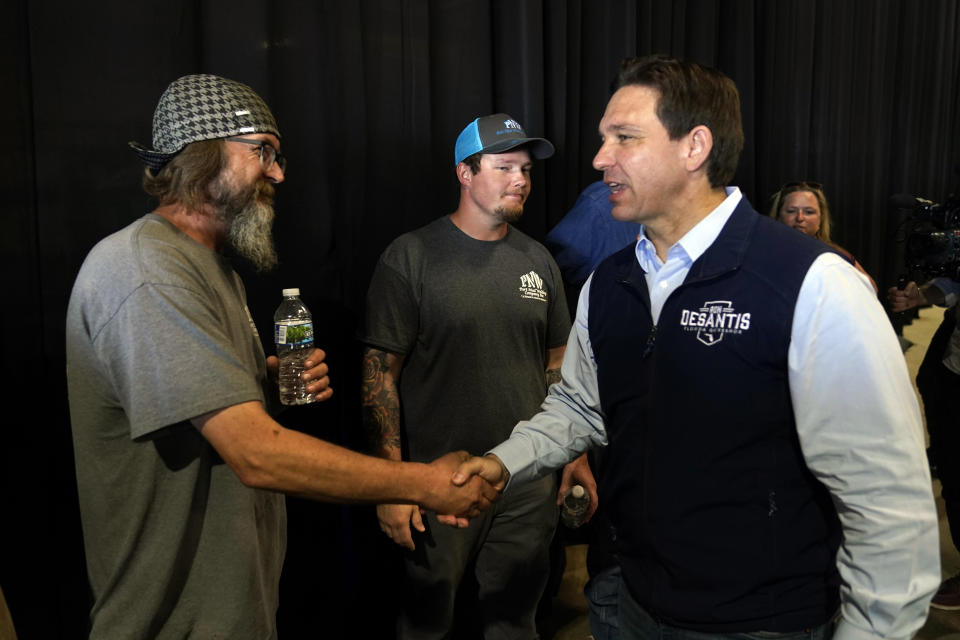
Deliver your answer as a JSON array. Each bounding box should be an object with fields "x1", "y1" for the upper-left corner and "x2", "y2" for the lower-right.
[{"x1": 3, "y1": 1, "x2": 959, "y2": 637}]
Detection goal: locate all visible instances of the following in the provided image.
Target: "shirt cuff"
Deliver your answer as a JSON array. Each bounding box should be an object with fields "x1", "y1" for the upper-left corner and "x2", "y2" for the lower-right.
[
  {"x1": 487, "y1": 440, "x2": 534, "y2": 490},
  {"x1": 832, "y1": 618, "x2": 908, "y2": 640}
]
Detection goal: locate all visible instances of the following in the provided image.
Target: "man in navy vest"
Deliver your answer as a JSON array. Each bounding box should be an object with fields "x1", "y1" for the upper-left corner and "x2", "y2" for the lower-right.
[{"x1": 448, "y1": 55, "x2": 939, "y2": 638}]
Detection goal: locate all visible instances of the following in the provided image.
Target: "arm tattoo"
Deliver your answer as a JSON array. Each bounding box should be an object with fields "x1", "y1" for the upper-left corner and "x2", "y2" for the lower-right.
[
  {"x1": 360, "y1": 348, "x2": 402, "y2": 457},
  {"x1": 545, "y1": 367, "x2": 562, "y2": 390}
]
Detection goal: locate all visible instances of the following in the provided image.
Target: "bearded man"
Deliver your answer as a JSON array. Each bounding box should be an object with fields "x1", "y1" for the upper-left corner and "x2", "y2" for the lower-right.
[{"x1": 66, "y1": 74, "x2": 498, "y2": 639}]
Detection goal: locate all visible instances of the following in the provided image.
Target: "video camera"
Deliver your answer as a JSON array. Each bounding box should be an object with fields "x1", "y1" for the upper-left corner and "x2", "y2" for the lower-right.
[{"x1": 892, "y1": 192, "x2": 960, "y2": 282}]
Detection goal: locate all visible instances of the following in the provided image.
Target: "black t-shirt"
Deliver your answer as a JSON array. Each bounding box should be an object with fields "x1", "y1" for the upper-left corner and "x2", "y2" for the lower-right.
[{"x1": 363, "y1": 216, "x2": 571, "y2": 460}]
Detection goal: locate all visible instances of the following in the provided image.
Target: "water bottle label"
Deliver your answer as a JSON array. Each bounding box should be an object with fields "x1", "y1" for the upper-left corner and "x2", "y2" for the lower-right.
[{"x1": 275, "y1": 320, "x2": 314, "y2": 346}]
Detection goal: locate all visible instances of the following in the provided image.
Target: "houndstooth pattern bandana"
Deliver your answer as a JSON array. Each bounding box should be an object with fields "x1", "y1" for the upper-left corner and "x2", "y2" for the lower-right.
[{"x1": 129, "y1": 74, "x2": 280, "y2": 172}]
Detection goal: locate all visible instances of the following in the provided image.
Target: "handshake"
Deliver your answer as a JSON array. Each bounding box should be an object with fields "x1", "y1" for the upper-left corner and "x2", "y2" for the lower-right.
[
  {"x1": 378, "y1": 452, "x2": 508, "y2": 550},
  {"x1": 379, "y1": 451, "x2": 596, "y2": 550}
]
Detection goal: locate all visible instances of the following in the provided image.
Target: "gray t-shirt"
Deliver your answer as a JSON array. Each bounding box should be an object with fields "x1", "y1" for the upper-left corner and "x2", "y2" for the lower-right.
[
  {"x1": 363, "y1": 216, "x2": 571, "y2": 461},
  {"x1": 66, "y1": 214, "x2": 285, "y2": 639}
]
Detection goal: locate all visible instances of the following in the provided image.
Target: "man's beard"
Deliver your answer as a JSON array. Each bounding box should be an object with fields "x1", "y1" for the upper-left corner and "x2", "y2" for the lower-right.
[
  {"x1": 494, "y1": 204, "x2": 524, "y2": 224},
  {"x1": 210, "y1": 173, "x2": 278, "y2": 273}
]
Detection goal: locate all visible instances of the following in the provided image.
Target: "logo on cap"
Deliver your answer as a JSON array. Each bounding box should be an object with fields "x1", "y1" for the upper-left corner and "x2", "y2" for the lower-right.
[{"x1": 453, "y1": 112, "x2": 555, "y2": 166}]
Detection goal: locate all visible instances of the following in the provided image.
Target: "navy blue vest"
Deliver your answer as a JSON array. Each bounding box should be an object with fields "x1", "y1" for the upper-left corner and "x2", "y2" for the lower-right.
[{"x1": 588, "y1": 200, "x2": 841, "y2": 631}]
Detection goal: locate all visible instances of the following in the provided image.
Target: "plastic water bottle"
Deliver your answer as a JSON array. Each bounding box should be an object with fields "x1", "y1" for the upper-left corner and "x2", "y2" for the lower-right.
[
  {"x1": 560, "y1": 485, "x2": 590, "y2": 529},
  {"x1": 274, "y1": 288, "x2": 315, "y2": 405}
]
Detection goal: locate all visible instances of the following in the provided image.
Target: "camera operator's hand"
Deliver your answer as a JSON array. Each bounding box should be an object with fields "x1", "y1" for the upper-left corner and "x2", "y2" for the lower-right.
[{"x1": 887, "y1": 281, "x2": 927, "y2": 312}]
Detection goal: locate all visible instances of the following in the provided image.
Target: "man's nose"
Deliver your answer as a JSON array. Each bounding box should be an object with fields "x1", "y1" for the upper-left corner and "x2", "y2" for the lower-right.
[
  {"x1": 265, "y1": 162, "x2": 285, "y2": 184},
  {"x1": 593, "y1": 141, "x2": 611, "y2": 171}
]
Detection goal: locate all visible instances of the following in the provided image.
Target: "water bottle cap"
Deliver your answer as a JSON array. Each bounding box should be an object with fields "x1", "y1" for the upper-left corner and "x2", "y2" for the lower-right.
[
  {"x1": 571, "y1": 485, "x2": 585, "y2": 499},
  {"x1": 282, "y1": 288, "x2": 300, "y2": 297}
]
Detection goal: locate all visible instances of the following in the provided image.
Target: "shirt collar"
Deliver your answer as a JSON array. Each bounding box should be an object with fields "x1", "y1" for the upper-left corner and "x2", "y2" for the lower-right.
[{"x1": 635, "y1": 187, "x2": 742, "y2": 269}]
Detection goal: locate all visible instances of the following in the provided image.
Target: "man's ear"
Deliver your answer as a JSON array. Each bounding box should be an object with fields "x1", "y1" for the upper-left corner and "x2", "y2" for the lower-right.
[
  {"x1": 456, "y1": 162, "x2": 473, "y2": 187},
  {"x1": 685, "y1": 125, "x2": 713, "y2": 174}
]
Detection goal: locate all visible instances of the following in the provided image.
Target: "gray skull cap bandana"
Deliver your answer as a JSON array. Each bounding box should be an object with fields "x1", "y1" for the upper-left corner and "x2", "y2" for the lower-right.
[{"x1": 129, "y1": 73, "x2": 280, "y2": 172}]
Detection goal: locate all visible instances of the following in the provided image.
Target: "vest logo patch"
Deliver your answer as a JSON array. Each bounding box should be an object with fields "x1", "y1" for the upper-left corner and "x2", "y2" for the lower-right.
[
  {"x1": 679, "y1": 300, "x2": 751, "y2": 346},
  {"x1": 519, "y1": 270, "x2": 548, "y2": 302}
]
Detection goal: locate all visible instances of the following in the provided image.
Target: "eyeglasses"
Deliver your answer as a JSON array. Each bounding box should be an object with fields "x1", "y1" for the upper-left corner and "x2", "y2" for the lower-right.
[{"x1": 225, "y1": 137, "x2": 287, "y2": 173}]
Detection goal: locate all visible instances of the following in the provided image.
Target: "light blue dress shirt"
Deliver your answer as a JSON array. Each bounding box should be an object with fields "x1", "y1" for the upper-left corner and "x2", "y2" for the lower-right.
[
  {"x1": 491, "y1": 188, "x2": 939, "y2": 640},
  {"x1": 637, "y1": 187, "x2": 740, "y2": 323}
]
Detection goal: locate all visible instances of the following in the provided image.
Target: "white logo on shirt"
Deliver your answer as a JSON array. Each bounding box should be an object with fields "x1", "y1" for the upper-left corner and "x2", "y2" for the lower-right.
[
  {"x1": 679, "y1": 300, "x2": 751, "y2": 346},
  {"x1": 519, "y1": 270, "x2": 548, "y2": 302}
]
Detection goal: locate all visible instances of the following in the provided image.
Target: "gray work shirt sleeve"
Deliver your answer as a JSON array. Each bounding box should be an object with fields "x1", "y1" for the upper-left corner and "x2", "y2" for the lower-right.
[{"x1": 489, "y1": 274, "x2": 608, "y2": 485}]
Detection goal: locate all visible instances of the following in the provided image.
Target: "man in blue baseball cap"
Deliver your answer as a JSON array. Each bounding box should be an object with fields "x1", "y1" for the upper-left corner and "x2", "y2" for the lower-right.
[{"x1": 361, "y1": 113, "x2": 595, "y2": 638}]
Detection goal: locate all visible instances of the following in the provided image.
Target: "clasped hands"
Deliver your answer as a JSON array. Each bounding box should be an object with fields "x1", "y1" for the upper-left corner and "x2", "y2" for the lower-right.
[
  {"x1": 438, "y1": 451, "x2": 598, "y2": 526},
  {"x1": 377, "y1": 452, "x2": 598, "y2": 550},
  {"x1": 375, "y1": 452, "x2": 508, "y2": 550}
]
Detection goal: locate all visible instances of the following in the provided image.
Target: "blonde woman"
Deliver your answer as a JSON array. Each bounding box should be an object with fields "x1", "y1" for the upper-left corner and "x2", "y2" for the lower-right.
[{"x1": 769, "y1": 181, "x2": 877, "y2": 291}]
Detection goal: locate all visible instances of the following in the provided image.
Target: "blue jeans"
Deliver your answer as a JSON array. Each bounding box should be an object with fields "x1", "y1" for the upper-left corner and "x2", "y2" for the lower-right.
[
  {"x1": 618, "y1": 577, "x2": 835, "y2": 640},
  {"x1": 585, "y1": 563, "x2": 621, "y2": 640}
]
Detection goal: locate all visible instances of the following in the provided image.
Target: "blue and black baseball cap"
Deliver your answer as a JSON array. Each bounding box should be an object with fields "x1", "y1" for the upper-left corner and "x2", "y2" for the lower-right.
[{"x1": 454, "y1": 113, "x2": 554, "y2": 166}]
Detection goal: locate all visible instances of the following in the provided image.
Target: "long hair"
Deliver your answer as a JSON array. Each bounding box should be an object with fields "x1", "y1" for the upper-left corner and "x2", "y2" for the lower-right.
[{"x1": 141, "y1": 139, "x2": 226, "y2": 211}]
